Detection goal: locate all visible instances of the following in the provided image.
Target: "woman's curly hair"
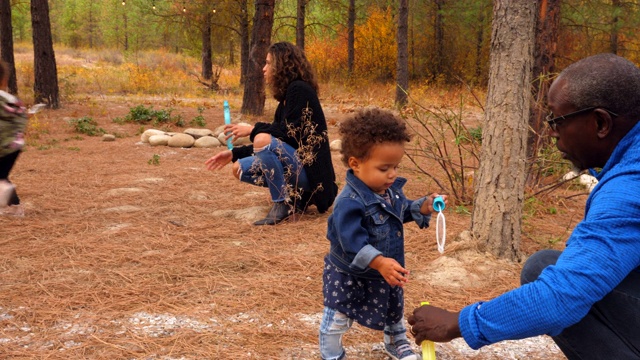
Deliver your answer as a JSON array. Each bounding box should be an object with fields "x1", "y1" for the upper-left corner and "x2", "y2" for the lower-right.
[
  {"x1": 268, "y1": 42, "x2": 319, "y2": 102},
  {"x1": 339, "y1": 107, "x2": 411, "y2": 167}
]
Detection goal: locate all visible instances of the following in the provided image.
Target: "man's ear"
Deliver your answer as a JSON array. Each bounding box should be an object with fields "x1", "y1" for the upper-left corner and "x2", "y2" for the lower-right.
[{"x1": 594, "y1": 108, "x2": 614, "y2": 138}]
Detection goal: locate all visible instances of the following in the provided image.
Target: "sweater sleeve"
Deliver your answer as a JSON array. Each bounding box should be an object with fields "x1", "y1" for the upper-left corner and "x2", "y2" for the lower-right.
[
  {"x1": 458, "y1": 181, "x2": 640, "y2": 349},
  {"x1": 231, "y1": 144, "x2": 254, "y2": 162},
  {"x1": 249, "y1": 81, "x2": 318, "y2": 149}
]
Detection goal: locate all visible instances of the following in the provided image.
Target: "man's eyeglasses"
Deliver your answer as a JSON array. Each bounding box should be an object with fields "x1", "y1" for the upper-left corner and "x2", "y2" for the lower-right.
[{"x1": 546, "y1": 107, "x2": 618, "y2": 132}]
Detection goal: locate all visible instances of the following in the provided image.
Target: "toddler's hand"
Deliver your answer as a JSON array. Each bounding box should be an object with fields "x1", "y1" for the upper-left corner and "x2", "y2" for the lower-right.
[
  {"x1": 369, "y1": 256, "x2": 409, "y2": 287},
  {"x1": 420, "y1": 193, "x2": 449, "y2": 215}
]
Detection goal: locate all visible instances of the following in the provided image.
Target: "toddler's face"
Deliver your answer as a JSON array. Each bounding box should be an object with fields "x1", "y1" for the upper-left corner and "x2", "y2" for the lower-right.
[{"x1": 350, "y1": 142, "x2": 404, "y2": 194}]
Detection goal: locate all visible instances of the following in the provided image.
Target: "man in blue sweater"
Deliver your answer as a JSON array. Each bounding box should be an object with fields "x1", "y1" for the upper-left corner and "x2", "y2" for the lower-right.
[{"x1": 408, "y1": 53, "x2": 640, "y2": 359}]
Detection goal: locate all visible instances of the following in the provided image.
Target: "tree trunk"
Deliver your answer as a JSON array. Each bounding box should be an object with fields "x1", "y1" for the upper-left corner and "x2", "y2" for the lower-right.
[
  {"x1": 432, "y1": 0, "x2": 445, "y2": 78},
  {"x1": 0, "y1": 0, "x2": 17, "y2": 94},
  {"x1": 239, "y1": 0, "x2": 250, "y2": 85},
  {"x1": 31, "y1": 0, "x2": 59, "y2": 108},
  {"x1": 347, "y1": 0, "x2": 355, "y2": 77},
  {"x1": 395, "y1": 0, "x2": 409, "y2": 106},
  {"x1": 471, "y1": 0, "x2": 536, "y2": 261},
  {"x1": 202, "y1": 12, "x2": 213, "y2": 80},
  {"x1": 528, "y1": 0, "x2": 560, "y2": 166},
  {"x1": 296, "y1": 0, "x2": 306, "y2": 50},
  {"x1": 241, "y1": 0, "x2": 275, "y2": 116},
  {"x1": 610, "y1": 0, "x2": 620, "y2": 54},
  {"x1": 123, "y1": 11, "x2": 128, "y2": 51},
  {"x1": 229, "y1": 39, "x2": 235, "y2": 66},
  {"x1": 474, "y1": 8, "x2": 486, "y2": 82}
]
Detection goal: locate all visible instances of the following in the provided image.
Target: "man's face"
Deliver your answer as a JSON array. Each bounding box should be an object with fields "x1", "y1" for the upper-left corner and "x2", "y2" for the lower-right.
[{"x1": 547, "y1": 78, "x2": 600, "y2": 170}]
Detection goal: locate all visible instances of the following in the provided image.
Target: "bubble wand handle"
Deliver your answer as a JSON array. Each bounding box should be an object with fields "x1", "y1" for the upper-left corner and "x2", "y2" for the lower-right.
[
  {"x1": 223, "y1": 100, "x2": 233, "y2": 150},
  {"x1": 420, "y1": 301, "x2": 437, "y2": 360}
]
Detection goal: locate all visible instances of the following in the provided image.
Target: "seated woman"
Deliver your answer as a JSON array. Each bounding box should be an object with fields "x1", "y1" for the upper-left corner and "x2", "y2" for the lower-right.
[{"x1": 205, "y1": 42, "x2": 338, "y2": 225}]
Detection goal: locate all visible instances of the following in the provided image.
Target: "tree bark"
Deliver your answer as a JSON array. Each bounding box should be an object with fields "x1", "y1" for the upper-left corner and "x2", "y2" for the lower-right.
[
  {"x1": 528, "y1": 0, "x2": 560, "y2": 165},
  {"x1": 347, "y1": 0, "x2": 355, "y2": 77},
  {"x1": 31, "y1": 0, "x2": 59, "y2": 108},
  {"x1": 610, "y1": 0, "x2": 620, "y2": 54},
  {"x1": 395, "y1": 0, "x2": 409, "y2": 106},
  {"x1": 0, "y1": 0, "x2": 17, "y2": 94},
  {"x1": 471, "y1": 0, "x2": 536, "y2": 261},
  {"x1": 432, "y1": 0, "x2": 445, "y2": 78},
  {"x1": 296, "y1": 0, "x2": 306, "y2": 50},
  {"x1": 239, "y1": 0, "x2": 250, "y2": 85},
  {"x1": 202, "y1": 12, "x2": 213, "y2": 80},
  {"x1": 241, "y1": 0, "x2": 275, "y2": 116}
]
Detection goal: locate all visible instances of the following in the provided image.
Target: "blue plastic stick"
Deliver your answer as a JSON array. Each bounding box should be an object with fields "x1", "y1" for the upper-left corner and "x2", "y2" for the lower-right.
[{"x1": 223, "y1": 100, "x2": 233, "y2": 150}]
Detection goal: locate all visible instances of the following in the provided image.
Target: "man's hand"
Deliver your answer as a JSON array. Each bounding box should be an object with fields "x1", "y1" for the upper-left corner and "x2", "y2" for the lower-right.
[{"x1": 407, "y1": 304, "x2": 462, "y2": 344}]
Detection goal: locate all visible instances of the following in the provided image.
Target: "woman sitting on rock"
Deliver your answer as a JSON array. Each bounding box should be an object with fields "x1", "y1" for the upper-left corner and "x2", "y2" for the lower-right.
[{"x1": 205, "y1": 42, "x2": 338, "y2": 225}]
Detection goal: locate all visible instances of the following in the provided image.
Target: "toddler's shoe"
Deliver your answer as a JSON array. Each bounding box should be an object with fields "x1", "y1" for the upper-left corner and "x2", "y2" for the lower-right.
[
  {"x1": 384, "y1": 339, "x2": 422, "y2": 360},
  {"x1": 0, "y1": 204, "x2": 24, "y2": 217},
  {"x1": 0, "y1": 181, "x2": 15, "y2": 207}
]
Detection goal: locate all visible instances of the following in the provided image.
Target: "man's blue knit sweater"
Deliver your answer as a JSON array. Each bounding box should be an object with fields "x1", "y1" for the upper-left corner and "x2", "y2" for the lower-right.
[{"x1": 459, "y1": 122, "x2": 640, "y2": 349}]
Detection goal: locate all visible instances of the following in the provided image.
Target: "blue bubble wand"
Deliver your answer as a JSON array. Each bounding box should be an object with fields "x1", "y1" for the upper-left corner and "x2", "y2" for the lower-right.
[
  {"x1": 433, "y1": 196, "x2": 446, "y2": 254},
  {"x1": 223, "y1": 100, "x2": 233, "y2": 150}
]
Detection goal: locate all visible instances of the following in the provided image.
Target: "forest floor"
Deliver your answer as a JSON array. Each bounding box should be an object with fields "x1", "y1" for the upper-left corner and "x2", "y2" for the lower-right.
[{"x1": 0, "y1": 93, "x2": 584, "y2": 359}]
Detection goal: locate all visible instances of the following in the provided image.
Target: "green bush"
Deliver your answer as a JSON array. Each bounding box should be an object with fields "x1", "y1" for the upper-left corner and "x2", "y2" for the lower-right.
[{"x1": 69, "y1": 116, "x2": 106, "y2": 136}]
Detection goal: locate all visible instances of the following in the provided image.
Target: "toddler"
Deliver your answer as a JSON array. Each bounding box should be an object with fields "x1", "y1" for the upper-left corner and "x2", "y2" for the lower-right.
[
  {"x1": 0, "y1": 60, "x2": 28, "y2": 215},
  {"x1": 319, "y1": 107, "x2": 447, "y2": 360}
]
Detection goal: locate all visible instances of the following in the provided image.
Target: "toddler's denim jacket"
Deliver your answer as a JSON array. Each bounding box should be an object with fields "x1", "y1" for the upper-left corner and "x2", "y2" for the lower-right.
[{"x1": 326, "y1": 170, "x2": 431, "y2": 280}]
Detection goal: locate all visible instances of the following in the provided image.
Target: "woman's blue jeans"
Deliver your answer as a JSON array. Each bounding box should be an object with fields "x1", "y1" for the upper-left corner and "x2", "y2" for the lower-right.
[
  {"x1": 521, "y1": 249, "x2": 640, "y2": 359},
  {"x1": 237, "y1": 137, "x2": 310, "y2": 202}
]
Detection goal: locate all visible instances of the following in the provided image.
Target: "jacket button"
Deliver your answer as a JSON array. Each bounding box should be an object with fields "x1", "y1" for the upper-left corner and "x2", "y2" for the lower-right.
[
  {"x1": 379, "y1": 214, "x2": 384, "y2": 220},
  {"x1": 397, "y1": 231, "x2": 401, "y2": 237}
]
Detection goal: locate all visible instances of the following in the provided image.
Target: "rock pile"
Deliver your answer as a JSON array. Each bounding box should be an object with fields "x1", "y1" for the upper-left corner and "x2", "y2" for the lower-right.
[{"x1": 139, "y1": 123, "x2": 253, "y2": 148}]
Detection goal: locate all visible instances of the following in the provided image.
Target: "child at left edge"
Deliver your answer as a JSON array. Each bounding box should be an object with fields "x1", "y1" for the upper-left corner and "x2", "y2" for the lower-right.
[{"x1": 319, "y1": 107, "x2": 448, "y2": 360}]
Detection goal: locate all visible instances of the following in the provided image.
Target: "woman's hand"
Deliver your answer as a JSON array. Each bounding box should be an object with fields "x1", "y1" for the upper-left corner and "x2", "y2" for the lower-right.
[
  {"x1": 420, "y1": 193, "x2": 449, "y2": 215},
  {"x1": 223, "y1": 124, "x2": 254, "y2": 141},
  {"x1": 205, "y1": 150, "x2": 233, "y2": 171},
  {"x1": 369, "y1": 255, "x2": 409, "y2": 287}
]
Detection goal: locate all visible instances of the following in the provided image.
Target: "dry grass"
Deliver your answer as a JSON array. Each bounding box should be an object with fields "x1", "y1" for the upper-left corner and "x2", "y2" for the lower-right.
[{"x1": 0, "y1": 47, "x2": 580, "y2": 359}]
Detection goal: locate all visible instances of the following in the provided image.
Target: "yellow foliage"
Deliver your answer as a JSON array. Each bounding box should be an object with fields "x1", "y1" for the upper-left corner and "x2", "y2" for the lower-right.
[
  {"x1": 306, "y1": 35, "x2": 349, "y2": 81},
  {"x1": 354, "y1": 6, "x2": 397, "y2": 80},
  {"x1": 307, "y1": 6, "x2": 396, "y2": 83}
]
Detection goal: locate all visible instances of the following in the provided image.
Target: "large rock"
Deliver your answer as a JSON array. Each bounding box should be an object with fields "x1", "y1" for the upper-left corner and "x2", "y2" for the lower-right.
[
  {"x1": 184, "y1": 128, "x2": 213, "y2": 139},
  {"x1": 194, "y1": 136, "x2": 222, "y2": 148},
  {"x1": 148, "y1": 134, "x2": 171, "y2": 146},
  {"x1": 217, "y1": 132, "x2": 232, "y2": 147},
  {"x1": 233, "y1": 136, "x2": 252, "y2": 146},
  {"x1": 168, "y1": 133, "x2": 195, "y2": 148},
  {"x1": 141, "y1": 129, "x2": 166, "y2": 143},
  {"x1": 330, "y1": 139, "x2": 342, "y2": 151}
]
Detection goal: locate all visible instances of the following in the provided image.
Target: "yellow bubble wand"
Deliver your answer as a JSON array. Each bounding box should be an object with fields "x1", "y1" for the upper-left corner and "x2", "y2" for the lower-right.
[{"x1": 420, "y1": 301, "x2": 437, "y2": 360}]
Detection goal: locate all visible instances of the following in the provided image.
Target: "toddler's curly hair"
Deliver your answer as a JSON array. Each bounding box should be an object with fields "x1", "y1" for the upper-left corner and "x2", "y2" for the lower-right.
[{"x1": 339, "y1": 107, "x2": 411, "y2": 167}]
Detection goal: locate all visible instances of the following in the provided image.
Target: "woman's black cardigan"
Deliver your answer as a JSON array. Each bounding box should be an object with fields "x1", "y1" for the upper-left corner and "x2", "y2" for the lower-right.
[{"x1": 231, "y1": 80, "x2": 338, "y2": 213}]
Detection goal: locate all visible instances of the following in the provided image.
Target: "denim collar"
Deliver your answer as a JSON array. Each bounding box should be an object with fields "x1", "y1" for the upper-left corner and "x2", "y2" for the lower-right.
[{"x1": 345, "y1": 169, "x2": 407, "y2": 206}]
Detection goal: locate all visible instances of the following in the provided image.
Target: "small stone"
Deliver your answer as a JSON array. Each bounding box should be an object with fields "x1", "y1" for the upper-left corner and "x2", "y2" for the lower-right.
[{"x1": 330, "y1": 139, "x2": 342, "y2": 151}]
